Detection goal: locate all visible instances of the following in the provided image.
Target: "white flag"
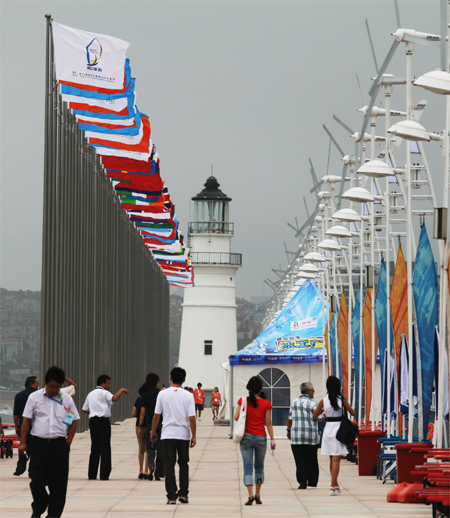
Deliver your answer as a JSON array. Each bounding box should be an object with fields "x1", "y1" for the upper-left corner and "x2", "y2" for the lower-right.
[
  {"x1": 63, "y1": 93, "x2": 129, "y2": 113},
  {"x1": 94, "y1": 145, "x2": 151, "y2": 161},
  {"x1": 53, "y1": 22, "x2": 130, "y2": 91}
]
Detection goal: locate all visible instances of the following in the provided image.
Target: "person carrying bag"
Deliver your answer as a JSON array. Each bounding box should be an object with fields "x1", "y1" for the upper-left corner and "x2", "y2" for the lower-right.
[
  {"x1": 313, "y1": 376, "x2": 355, "y2": 496},
  {"x1": 233, "y1": 396, "x2": 247, "y2": 443}
]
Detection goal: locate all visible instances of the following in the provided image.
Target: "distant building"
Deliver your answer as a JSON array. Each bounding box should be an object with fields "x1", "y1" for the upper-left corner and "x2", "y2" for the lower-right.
[{"x1": 0, "y1": 289, "x2": 41, "y2": 385}]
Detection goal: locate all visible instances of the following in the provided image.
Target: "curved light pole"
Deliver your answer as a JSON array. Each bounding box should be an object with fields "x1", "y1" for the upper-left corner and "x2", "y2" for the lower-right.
[
  {"x1": 388, "y1": 119, "x2": 438, "y2": 441},
  {"x1": 304, "y1": 251, "x2": 328, "y2": 390},
  {"x1": 414, "y1": 63, "x2": 450, "y2": 448},
  {"x1": 318, "y1": 238, "x2": 343, "y2": 380},
  {"x1": 358, "y1": 159, "x2": 394, "y2": 430},
  {"x1": 333, "y1": 208, "x2": 362, "y2": 410},
  {"x1": 343, "y1": 186, "x2": 375, "y2": 425}
]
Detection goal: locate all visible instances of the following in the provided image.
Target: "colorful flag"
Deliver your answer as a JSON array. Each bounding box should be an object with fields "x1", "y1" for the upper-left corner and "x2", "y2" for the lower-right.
[
  {"x1": 352, "y1": 285, "x2": 364, "y2": 421},
  {"x1": 337, "y1": 291, "x2": 349, "y2": 399},
  {"x1": 363, "y1": 287, "x2": 378, "y2": 424},
  {"x1": 88, "y1": 115, "x2": 150, "y2": 152},
  {"x1": 413, "y1": 224, "x2": 439, "y2": 438},
  {"x1": 53, "y1": 22, "x2": 130, "y2": 91},
  {"x1": 390, "y1": 244, "x2": 408, "y2": 381}
]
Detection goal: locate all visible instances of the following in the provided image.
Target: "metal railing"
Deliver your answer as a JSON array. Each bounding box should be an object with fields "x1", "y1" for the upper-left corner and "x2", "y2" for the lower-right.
[
  {"x1": 190, "y1": 252, "x2": 242, "y2": 265},
  {"x1": 189, "y1": 221, "x2": 234, "y2": 234}
]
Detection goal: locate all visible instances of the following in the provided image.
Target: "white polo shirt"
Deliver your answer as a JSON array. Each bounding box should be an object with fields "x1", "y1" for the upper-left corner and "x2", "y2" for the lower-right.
[
  {"x1": 23, "y1": 388, "x2": 80, "y2": 439},
  {"x1": 82, "y1": 386, "x2": 114, "y2": 418},
  {"x1": 154, "y1": 386, "x2": 196, "y2": 440},
  {"x1": 61, "y1": 385, "x2": 75, "y2": 397}
]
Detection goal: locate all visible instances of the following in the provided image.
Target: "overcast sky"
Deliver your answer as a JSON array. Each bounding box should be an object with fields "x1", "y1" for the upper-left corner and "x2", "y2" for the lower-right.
[{"x1": 0, "y1": 0, "x2": 446, "y2": 299}]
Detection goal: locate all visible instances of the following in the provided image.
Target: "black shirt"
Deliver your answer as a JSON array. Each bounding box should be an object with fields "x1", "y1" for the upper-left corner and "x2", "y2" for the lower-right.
[
  {"x1": 140, "y1": 388, "x2": 161, "y2": 429},
  {"x1": 13, "y1": 387, "x2": 36, "y2": 428},
  {"x1": 134, "y1": 396, "x2": 143, "y2": 427}
]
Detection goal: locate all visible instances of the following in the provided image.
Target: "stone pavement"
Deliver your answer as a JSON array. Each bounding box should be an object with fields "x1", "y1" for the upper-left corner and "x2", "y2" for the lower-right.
[{"x1": 1, "y1": 408, "x2": 432, "y2": 518}]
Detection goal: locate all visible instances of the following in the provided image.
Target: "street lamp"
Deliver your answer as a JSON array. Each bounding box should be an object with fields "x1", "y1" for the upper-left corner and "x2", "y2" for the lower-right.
[
  {"x1": 358, "y1": 159, "x2": 394, "y2": 431},
  {"x1": 342, "y1": 186, "x2": 375, "y2": 425},
  {"x1": 414, "y1": 65, "x2": 450, "y2": 448},
  {"x1": 318, "y1": 238, "x2": 343, "y2": 379}
]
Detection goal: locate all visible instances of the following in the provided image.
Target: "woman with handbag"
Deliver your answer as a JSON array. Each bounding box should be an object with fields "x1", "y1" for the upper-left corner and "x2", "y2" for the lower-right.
[
  {"x1": 312, "y1": 375, "x2": 355, "y2": 496},
  {"x1": 234, "y1": 376, "x2": 276, "y2": 506}
]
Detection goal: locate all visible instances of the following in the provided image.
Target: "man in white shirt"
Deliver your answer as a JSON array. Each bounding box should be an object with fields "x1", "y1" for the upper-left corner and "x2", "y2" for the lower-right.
[
  {"x1": 82, "y1": 374, "x2": 129, "y2": 480},
  {"x1": 18, "y1": 366, "x2": 80, "y2": 518},
  {"x1": 150, "y1": 367, "x2": 196, "y2": 505}
]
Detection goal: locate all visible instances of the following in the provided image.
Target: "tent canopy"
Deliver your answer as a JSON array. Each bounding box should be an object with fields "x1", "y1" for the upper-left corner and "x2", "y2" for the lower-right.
[{"x1": 229, "y1": 280, "x2": 327, "y2": 366}]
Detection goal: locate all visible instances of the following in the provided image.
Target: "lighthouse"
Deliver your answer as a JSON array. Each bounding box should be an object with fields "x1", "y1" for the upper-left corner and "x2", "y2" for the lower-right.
[{"x1": 178, "y1": 176, "x2": 242, "y2": 400}]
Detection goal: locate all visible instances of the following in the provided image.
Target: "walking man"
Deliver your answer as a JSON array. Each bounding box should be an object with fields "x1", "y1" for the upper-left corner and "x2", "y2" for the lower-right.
[
  {"x1": 193, "y1": 382, "x2": 205, "y2": 421},
  {"x1": 210, "y1": 387, "x2": 221, "y2": 420},
  {"x1": 138, "y1": 372, "x2": 165, "y2": 480},
  {"x1": 13, "y1": 375, "x2": 39, "y2": 476},
  {"x1": 18, "y1": 366, "x2": 79, "y2": 518},
  {"x1": 287, "y1": 382, "x2": 320, "y2": 489},
  {"x1": 82, "y1": 374, "x2": 129, "y2": 480},
  {"x1": 150, "y1": 367, "x2": 196, "y2": 504}
]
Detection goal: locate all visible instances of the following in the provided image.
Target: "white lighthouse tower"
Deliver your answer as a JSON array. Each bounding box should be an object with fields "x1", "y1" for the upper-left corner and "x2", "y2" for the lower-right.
[{"x1": 178, "y1": 176, "x2": 242, "y2": 399}]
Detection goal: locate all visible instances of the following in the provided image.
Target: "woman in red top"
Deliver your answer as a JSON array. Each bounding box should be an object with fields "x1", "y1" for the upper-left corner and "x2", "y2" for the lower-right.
[{"x1": 234, "y1": 376, "x2": 276, "y2": 506}]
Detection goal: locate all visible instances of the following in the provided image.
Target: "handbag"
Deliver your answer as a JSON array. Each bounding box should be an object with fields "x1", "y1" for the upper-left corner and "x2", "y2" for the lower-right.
[
  {"x1": 335, "y1": 400, "x2": 358, "y2": 446},
  {"x1": 233, "y1": 396, "x2": 247, "y2": 444}
]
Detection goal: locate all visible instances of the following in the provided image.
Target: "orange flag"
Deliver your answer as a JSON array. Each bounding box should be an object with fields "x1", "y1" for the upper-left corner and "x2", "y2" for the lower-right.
[
  {"x1": 337, "y1": 292, "x2": 349, "y2": 399},
  {"x1": 390, "y1": 245, "x2": 409, "y2": 379},
  {"x1": 363, "y1": 287, "x2": 378, "y2": 424}
]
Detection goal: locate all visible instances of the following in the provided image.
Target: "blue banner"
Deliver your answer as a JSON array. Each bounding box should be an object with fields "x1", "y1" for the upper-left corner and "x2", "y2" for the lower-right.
[
  {"x1": 229, "y1": 280, "x2": 326, "y2": 365},
  {"x1": 413, "y1": 224, "x2": 439, "y2": 436},
  {"x1": 352, "y1": 284, "x2": 364, "y2": 420}
]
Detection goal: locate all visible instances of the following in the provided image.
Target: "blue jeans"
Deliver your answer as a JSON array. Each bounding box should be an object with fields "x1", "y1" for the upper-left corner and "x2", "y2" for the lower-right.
[{"x1": 239, "y1": 433, "x2": 267, "y2": 486}]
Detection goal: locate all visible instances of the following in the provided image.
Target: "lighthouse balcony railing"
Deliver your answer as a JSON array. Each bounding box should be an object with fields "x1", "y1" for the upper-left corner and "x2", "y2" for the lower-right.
[
  {"x1": 191, "y1": 252, "x2": 242, "y2": 266},
  {"x1": 189, "y1": 221, "x2": 234, "y2": 235}
]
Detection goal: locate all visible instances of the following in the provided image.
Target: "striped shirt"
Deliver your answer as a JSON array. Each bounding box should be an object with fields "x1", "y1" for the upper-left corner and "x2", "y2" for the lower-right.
[{"x1": 288, "y1": 395, "x2": 319, "y2": 445}]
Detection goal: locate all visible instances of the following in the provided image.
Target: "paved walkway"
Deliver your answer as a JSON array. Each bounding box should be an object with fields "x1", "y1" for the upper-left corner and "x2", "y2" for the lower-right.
[{"x1": 1, "y1": 409, "x2": 432, "y2": 518}]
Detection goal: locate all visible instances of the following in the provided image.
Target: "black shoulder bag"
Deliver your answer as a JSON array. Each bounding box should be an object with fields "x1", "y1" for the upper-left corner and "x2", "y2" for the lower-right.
[{"x1": 335, "y1": 400, "x2": 358, "y2": 446}]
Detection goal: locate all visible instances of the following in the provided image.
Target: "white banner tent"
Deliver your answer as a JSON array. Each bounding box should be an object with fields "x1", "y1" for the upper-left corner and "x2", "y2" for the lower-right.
[{"x1": 228, "y1": 280, "x2": 328, "y2": 439}]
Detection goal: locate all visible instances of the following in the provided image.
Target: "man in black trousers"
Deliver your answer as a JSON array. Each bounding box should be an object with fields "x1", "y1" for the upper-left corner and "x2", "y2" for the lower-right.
[
  {"x1": 138, "y1": 372, "x2": 164, "y2": 480},
  {"x1": 286, "y1": 382, "x2": 321, "y2": 489},
  {"x1": 18, "y1": 366, "x2": 79, "y2": 518},
  {"x1": 82, "y1": 374, "x2": 129, "y2": 480},
  {"x1": 13, "y1": 375, "x2": 39, "y2": 476}
]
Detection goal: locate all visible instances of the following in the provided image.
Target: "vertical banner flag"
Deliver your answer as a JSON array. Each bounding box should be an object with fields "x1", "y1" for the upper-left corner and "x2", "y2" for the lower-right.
[
  {"x1": 363, "y1": 287, "x2": 378, "y2": 424},
  {"x1": 325, "y1": 318, "x2": 332, "y2": 375},
  {"x1": 330, "y1": 312, "x2": 339, "y2": 378},
  {"x1": 399, "y1": 333, "x2": 418, "y2": 417},
  {"x1": 337, "y1": 292, "x2": 349, "y2": 399},
  {"x1": 352, "y1": 285, "x2": 364, "y2": 420},
  {"x1": 412, "y1": 224, "x2": 439, "y2": 438},
  {"x1": 390, "y1": 245, "x2": 408, "y2": 382}
]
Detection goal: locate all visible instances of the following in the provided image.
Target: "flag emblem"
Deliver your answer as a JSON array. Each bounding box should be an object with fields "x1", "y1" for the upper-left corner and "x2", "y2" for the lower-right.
[{"x1": 86, "y1": 38, "x2": 102, "y2": 66}]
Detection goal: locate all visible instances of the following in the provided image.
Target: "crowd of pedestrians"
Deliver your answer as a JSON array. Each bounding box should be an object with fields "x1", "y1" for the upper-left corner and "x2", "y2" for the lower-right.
[{"x1": 11, "y1": 365, "x2": 355, "y2": 517}]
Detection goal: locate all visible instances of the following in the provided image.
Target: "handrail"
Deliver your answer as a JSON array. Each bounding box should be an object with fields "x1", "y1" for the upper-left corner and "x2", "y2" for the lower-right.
[
  {"x1": 190, "y1": 252, "x2": 242, "y2": 265},
  {"x1": 189, "y1": 221, "x2": 234, "y2": 235}
]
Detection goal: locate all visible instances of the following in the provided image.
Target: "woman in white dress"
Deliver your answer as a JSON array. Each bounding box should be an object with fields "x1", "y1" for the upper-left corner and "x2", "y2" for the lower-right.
[{"x1": 313, "y1": 376, "x2": 355, "y2": 496}]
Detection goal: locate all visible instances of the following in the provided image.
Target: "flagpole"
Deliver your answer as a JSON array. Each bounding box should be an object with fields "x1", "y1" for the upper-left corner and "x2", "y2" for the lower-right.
[
  {"x1": 359, "y1": 206, "x2": 364, "y2": 426},
  {"x1": 384, "y1": 84, "x2": 393, "y2": 437},
  {"x1": 41, "y1": 14, "x2": 52, "y2": 378},
  {"x1": 405, "y1": 41, "x2": 415, "y2": 443}
]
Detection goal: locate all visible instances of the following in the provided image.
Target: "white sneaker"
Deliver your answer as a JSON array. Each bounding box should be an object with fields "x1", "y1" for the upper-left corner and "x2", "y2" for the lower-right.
[
  {"x1": 330, "y1": 488, "x2": 338, "y2": 496},
  {"x1": 334, "y1": 487, "x2": 342, "y2": 494},
  {"x1": 198, "y1": 417, "x2": 201, "y2": 421}
]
